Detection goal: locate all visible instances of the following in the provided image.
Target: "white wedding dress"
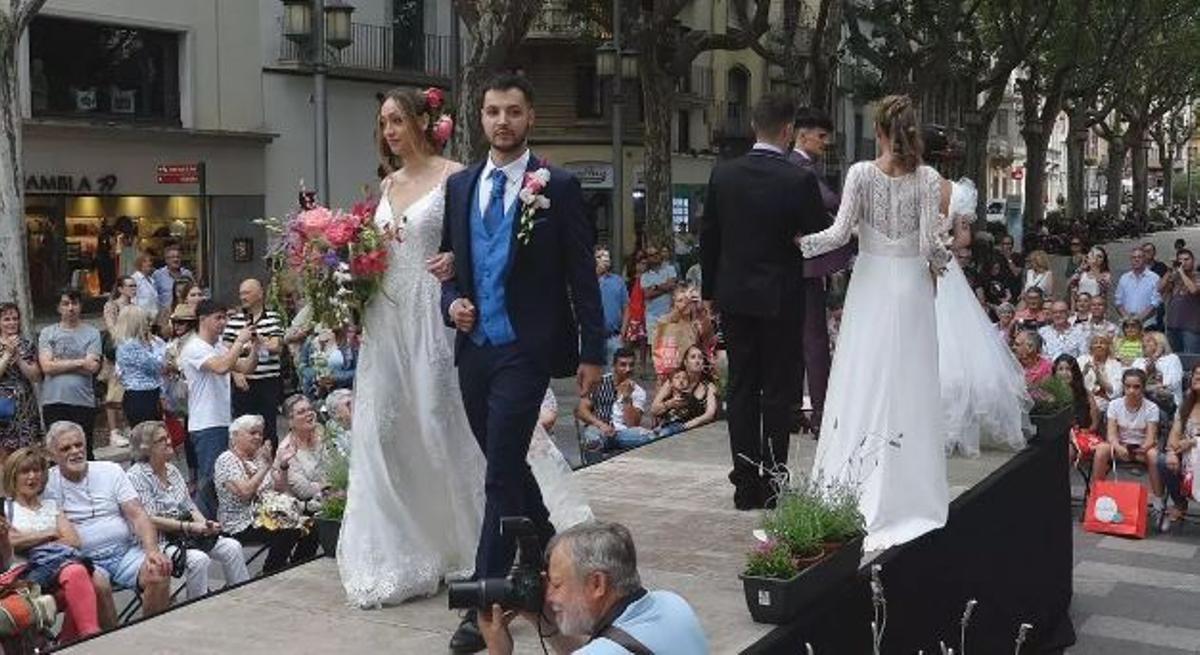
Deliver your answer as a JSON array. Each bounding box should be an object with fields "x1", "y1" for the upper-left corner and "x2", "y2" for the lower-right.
[
  {"x1": 800, "y1": 162, "x2": 950, "y2": 552},
  {"x1": 937, "y1": 180, "x2": 1032, "y2": 458},
  {"x1": 338, "y1": 180, "x2": 591, "y2": 608}
]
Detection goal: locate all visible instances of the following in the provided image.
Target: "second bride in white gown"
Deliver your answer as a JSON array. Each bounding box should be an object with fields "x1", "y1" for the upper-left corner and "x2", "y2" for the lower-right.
[
  {"x1": 799, "y1": 96, "x2": 951, "y2": 552},
  {"x1": 338, "y1": 89, "x2": 589, "y2": 608}
]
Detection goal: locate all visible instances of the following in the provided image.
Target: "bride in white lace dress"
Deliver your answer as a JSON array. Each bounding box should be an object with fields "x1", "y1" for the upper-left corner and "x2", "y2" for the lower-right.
[
  {"x1": 338, "y1": 89, "x2": 590, "y2": 608},
  {"x1": 798, "y1": 96, "x2": 953, "y2": 552}
]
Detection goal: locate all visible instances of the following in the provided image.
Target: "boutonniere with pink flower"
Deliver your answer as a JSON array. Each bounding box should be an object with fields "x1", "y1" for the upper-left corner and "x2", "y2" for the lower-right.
[{"x1": 517, "y1": 168, "x2": 551, "y2": 245}]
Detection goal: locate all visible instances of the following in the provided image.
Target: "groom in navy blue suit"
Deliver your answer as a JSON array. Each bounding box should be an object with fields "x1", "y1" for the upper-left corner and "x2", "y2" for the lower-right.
[{"x1": 439, "y1": 73, "x2": 605, "y2": 652}]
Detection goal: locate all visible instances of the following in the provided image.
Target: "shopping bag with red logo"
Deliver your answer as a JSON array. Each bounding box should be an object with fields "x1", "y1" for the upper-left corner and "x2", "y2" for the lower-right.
[{"x1": 1083, "y1": 466, "x2": 1148, "y2": 539}]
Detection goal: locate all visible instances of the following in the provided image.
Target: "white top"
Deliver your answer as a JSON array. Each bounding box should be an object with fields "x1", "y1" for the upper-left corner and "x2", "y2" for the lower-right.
[
  {"x1": 1077, "y1": 354, "x2": 1126, "y2": 412},
  {"x1": 9, "y1": 499, "x2": 59, "y2": 533},
  {"x1": 44, "y1": 462, "x2": 138, "y2": 557},
  {"x1": 477, "y1": 149, "x2": 530, "y2": 215},
  {"x1": 1106, "y1": 398, "x2": 1160, "y2": 446},
  {"x1": 131, "y1": 270, "x2": 159, "y2": 314},
  {"x1": 1077, "y1": 270, "x2": 1103, "y2": 297},
  {"x1": 1024, "y1": 269, "x2": 1053, "y2": 296},
  {"x1": 1132, "y1": 353, "x2": 1184, "y2": 408},
  {"x1": 611, "y1": 383, "x2": 647, "y2": 431},
  {"x1": 180, "y1": 336, "x2": 232, "y2": 431}
]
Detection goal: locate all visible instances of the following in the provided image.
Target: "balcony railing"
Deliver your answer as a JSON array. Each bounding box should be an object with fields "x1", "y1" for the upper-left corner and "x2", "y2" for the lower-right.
[{"x1": 278, "y1": 21, "x2": 454, "y2": 79}]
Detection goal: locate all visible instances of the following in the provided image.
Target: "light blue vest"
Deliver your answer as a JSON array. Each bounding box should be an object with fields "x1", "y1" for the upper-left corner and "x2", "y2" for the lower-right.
[{"x1": 468, "y1": 176, "x2": 519, "y2": 346}]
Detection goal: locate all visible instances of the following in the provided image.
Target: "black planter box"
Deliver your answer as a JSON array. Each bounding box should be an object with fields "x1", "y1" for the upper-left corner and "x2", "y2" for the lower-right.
[
  {"x1": 1030, "y1": 406, "x2": 1072, "y2": 444},
  {"x1": 739, "y1": 536, "x2": 864, "y2": 624},
  {"x1": 316, "y1": 517, "x2": 341, "y2": 558}
]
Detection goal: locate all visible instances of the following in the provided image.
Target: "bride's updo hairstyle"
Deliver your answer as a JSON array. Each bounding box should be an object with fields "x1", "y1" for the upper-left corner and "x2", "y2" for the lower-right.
[
  {"x1": 377, "y1": 87, "x2": 444, "y2": 174},
  {"x1": 876, "y1": 94, "x2": 923, "y2": 172}
]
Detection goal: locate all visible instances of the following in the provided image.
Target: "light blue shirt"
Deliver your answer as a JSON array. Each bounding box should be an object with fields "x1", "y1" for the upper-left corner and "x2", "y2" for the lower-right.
[
  {"x1": 469, "y1": 152, "x2": 530, "y2": 346},
  {"x1": 598, "y1": 273, "x2": 628, "y2": 335},
  {"x1": 115, "y1": 337, "x2": 166, "y2": 391},
  {"x1": 1115, "y1": 269, "x2": 1162, "y2": 324},
  {"x1": 577, "y1": 590, "x2": 709, "y2": 655},
  {"x1": 640, "y1": 263, "x2": 678, "y2": 332},
  {"x1": 151, "y1": 265, "x2": 193, "y2": 310}
]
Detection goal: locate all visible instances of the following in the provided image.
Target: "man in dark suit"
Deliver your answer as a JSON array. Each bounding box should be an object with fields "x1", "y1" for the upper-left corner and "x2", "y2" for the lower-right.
[
  {"x1": 700, "y1": 93, "x2": 828, "y2": 510},
  {"x1": 788, "y1": 108, "x2": 842, "y2": 437},
  {"x1": 439, "y1": 73, "x2": 605, "y2": 652}
]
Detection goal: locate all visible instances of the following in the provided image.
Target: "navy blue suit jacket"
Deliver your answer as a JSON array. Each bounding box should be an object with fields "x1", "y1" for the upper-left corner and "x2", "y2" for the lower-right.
[{"x1": 439, "y1": 154, "x2": 605, "y2": 377}]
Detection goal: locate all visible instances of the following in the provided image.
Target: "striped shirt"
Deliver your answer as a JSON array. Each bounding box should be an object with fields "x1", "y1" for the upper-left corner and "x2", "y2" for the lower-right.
[
  {"x1": 587, "y1": 374, "x2": 619, "y2": 424},
  {"x1": 222, "y1": 309, "x2": 284, "y2": 380}
]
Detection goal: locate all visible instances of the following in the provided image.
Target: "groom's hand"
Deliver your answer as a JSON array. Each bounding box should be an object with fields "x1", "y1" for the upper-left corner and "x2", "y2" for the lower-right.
[
  {"x1": 449, "y1": 298, "x2": 477, "y2": 333},
  {"x1": 577, "y1": 363, "x2": 602, "y2": 397}
]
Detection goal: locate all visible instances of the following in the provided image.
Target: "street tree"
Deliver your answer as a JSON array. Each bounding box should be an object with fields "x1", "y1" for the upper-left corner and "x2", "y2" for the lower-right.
[
  {"x1": 0, "y1": 0, "x2": 47, "y2": 328},
  {"x1": 743, "y1": 0, "x2": 842, "y2": 112}
]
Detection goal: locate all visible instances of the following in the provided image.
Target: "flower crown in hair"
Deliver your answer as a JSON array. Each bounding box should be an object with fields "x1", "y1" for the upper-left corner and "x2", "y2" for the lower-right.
[
  {"x1": 432, "y1": 114, "x2": 454, "y2": 149},
  {"x1": 424, "y1": 87, "x2": 445, "y2": 113}
]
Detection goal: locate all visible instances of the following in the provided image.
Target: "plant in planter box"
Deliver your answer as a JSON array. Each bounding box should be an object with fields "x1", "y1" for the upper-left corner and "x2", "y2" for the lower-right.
[
  {"x1": 762, "y1": 491, "x2": 824, "y2": 565},
  {"x1": 1029, "y1": 375, "x2": 1073, "y2": 415},
  {"x1": 816, "y1": 479, "x2": 866, "y2": 547},
  {"x1": 744, "y1": 538, "x2": 798, "y2": 579}
]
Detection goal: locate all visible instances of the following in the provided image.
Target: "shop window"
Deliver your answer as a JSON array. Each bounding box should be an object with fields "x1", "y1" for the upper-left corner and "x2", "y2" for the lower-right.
[{"x1": 29, "y1": 16, "x2": 181, "y2": 125}]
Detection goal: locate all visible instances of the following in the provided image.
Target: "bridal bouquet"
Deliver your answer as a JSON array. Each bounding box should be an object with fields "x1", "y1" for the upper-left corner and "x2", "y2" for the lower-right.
[{"x1": 258, "y1": 188, "x2": 386, "y2": 329}]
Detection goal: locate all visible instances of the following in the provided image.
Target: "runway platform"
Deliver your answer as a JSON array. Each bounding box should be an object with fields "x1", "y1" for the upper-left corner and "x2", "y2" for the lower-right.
[{"x1": 66, "y1": 422, "x2": 1018, "y2": 654}]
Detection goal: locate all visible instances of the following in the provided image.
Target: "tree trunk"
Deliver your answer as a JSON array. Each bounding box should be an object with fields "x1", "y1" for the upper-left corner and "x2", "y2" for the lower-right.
[
  {"x1": 638, "y1": 49, "x2": 676, "y2": 254},
  {"x1": 1023, "y1": 128, "x2": 1050, "y2": 234},
  {"x1": 0, "y1": 20, "x2": 33, "y2": 330},
  {"x1": 1065, "y1": 107, "x2": 1088, "y2": 220},
  {"x1": 1105, "y1": 136, "x2": 1126, "y2": 217},
  {"x1": 450, "y1": 62, "x2": 490, "y2": 163},
  {"x1": 1130, "y1": 125, "x2": 1149, "y2": 216},
  {"x1": 1159, "y1": 138, "x2": 1174, "y2": 209}
]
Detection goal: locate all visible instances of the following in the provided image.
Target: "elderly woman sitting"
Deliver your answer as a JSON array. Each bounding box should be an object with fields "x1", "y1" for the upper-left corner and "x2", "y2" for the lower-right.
[
  {"x1": 277, "y1": 395, "x2": 333, "y2": 509},
  {"x1": 298, "y1": 326, "x2": 357, "y2": 401},
  {"x1": 1077, "y1": 333, "x2": 1126, "y2": 413},
  {"x1": 126, "y1": 421, "x2": 249, "y2": 600},
  {"x1": 1013, "y1": 330, "x2": 1053, "y2": 385},
  {"x1": 213, "y1": 414, "x2": 318, "y2": 573},
  {"x1": 323, "y1": 389, "x2": 352, "y2": 458},
  {"x1": 3, "y1": 447, "x2": 103, "y2": 641},
  {"x1": 1133, "y1": 331, "x2": 1183, "y2": 411}
]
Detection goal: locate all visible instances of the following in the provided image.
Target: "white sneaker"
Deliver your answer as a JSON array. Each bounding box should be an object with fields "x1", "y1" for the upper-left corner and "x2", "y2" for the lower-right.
[{"x1": 110, "y1": 430, "x2": 129, "y2": 448}]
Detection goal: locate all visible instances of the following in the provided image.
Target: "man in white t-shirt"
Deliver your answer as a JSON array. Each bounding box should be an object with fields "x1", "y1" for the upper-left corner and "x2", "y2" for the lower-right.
[
  {"x1": 1093, "y1": 369, "x2": 1163, "y2": 508},
  {"x1": 578, "y1": 349, "x2": 657, "y2": 453},
  {"x1": 180, "y1": 299, "x2": 259, "y2": 518},
  {"x1": 42, "y1": 420, "x2": 171, "y2": 621}
]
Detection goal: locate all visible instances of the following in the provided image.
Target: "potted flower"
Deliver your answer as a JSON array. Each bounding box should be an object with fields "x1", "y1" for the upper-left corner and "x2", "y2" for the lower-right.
[{"x1": 1029, "y1": 375, "x2": 1074, "y2": 442}]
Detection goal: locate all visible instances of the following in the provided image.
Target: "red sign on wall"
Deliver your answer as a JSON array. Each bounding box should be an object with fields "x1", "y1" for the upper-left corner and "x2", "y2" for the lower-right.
[{"x1": 156, "y1": 164, "x2": 200, "y2": 184}]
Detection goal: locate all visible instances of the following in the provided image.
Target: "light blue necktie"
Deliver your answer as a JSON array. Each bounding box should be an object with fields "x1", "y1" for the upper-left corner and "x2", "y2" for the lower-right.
[{"x1": 484, "y1": 169, "x2": 507, "y2": 235}]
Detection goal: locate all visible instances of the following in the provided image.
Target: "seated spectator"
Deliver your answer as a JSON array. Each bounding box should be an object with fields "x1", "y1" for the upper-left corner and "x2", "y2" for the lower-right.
[
  {"x1": 651, "y1": 287, "x2": 713, "y2": 381},
  {"x1": 277, "y1": 395, "x2": 332, "y2": 508},
  {"x1": 1054, "y1": 355, "x2": 1102, "y2": 461},
  {"x1": 3, "y1": 447, "x2": 103, "y2": 641},
  {"x1": 577, "y1": 349, "x2": 656, "y2": 456},
  {"x1": 994, "y1": 302, "x2": 1017, "y2": 346},
  {"x1": 1013, "y1": 330, "x2": 1052, "y2": 385},
  {"x1": 479, "y1": 520, "x2": 708, "y2": 655},
  {"x1": 1069, "y1": 291, "x2": 1092, "y2": 326},
  {"x1": 1149, "y1": 362, "x2": 1200, "y2": 531},
  {"x1": 1133, "y1": 331, "x2": 1183, "y2": 410},
  {"x1": 213, "y1": 414, "x2": 318, "y2": 573},
  {"x1": 323, "y1": 388, "x2": 353, "y2": 458},
  {"x1": 1013, "y1": 287, "x2": 1049, "y2": 331},
  {"x1": 651, "y1": 346, "x2": 719, "y2": 437},
  {"x1": 1077, "y1": 334, "x2": 1125, "y2": 413},
  {"x1": 1093, "y1": 370, "x2": 1161, "y2": 489},
  {"x1": 42, "y1": 421, "x2": 172, "y2": 616},
  {"x1": 1115, "y1": 317, "x2": 1145, "y2": 366},
  {"x1": 126, "y1": 421, "x2": 249, "y2": 600},
  {"x1": 113, "y1": 305, "x2": 166, "y2": 428},
  {"x1": 298, "y1": 325, "x2": 357, "y2": 401},
  {"x1": 1038, "y1": 301, "x2": 1086, "y2": 359},
  {"x1": 1079, "y1": 294, "x2": 1119, "y2": 343}
]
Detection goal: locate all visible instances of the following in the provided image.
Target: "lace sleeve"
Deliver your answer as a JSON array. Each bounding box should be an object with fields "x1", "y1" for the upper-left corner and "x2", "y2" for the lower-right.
[
  {"x1": 920, "y1": 168, "x2": 953, "y2": 272},
  {"x1": 800, "y1": 163, "x2": 861, "y2": 258}
]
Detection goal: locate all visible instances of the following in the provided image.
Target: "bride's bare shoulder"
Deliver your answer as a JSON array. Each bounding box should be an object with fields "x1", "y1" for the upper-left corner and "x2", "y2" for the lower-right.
[{"x1": 438, "y1": 158, "x2": 467, "y2": 176}]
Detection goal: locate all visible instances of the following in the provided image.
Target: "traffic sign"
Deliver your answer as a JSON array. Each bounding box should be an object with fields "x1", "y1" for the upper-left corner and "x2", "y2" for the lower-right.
[{"x1": 157, "y1": 163, "x2": 200, "y2": 184}]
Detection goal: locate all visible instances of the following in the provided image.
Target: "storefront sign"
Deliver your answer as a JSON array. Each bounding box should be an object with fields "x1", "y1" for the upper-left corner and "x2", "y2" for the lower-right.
[
  {"x1": 563, "y1": 161, "x2": 613, "y2": 189},
  {"x1": 24, "y1": 173, "x2": 117, "y2": 194},
  {"x1": 157, "y1": 163, "x2": 200, "y2": 184}
]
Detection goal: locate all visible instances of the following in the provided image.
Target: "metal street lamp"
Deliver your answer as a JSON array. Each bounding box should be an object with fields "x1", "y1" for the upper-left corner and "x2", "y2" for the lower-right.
[{"x1": 280, "y1": 0, "x2": 355, "y2": 205}]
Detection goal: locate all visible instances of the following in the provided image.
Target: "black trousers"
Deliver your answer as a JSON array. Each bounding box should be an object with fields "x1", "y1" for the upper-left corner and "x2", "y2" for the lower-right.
[
  {"x1": 798, "y1": 278, "x2": 831, "y2": 419},
  {"x1": 722, "y1": 305, "x2": 802, "y2": 494},
  {"x1": 122, "y1": 388, "x2": 162, "y2": 430},
  {"x1": 233, "y1": 524, "x2": 319, "y2": 574},
  {"x1": 231, "y1": 376, "x2": 282, "y2": 445},
  {"x1": 42, "y1": 403, "x2": 97, "y2": 460},
  {"x1": 457, "y1": 341, "x2": 554, "y2": 580}
]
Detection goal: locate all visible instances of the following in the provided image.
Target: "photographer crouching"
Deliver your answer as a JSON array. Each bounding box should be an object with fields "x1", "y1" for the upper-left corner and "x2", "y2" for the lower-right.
[{"x1": 462, "y1": 520, "x2": 708, "y2": 654}]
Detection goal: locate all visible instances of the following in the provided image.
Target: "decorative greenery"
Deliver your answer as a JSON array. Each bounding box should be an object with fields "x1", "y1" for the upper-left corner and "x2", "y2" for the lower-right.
[
  {"x1": 744, "y1": 538, "x2": 799, "y2": 579},
  {"x1": 763, "y1": 493, "x2": 824, "y2": 559},
  {"x1": 748, "y1": 475, "x2": 866, "y2": 578},
  {"x1": 1030, "y1": 375, "x2": 1074, "y2": 415}
]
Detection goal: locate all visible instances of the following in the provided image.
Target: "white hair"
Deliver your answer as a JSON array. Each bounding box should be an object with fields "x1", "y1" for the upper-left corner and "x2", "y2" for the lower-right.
[
  {"x1": 547, "y1": 521, "x2": 642, "y2": 595},
  {"x1": 325, "y1": 389, "x2": 352, "y2": 412},
  {"x1": 44, "y1": 421, "x2": 84, "y2": 450},
  {"x1": 229, "y1": 414, "x2": 265, "y2": 439}
]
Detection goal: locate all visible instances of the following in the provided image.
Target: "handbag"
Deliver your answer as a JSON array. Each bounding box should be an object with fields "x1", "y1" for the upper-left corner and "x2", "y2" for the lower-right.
[
  {"x1": 1083, "y1": 463, "x2": 1149, "y2": 539},
  {"x1": 0, "y1": 397, "x2": 15, "y2": 421}
]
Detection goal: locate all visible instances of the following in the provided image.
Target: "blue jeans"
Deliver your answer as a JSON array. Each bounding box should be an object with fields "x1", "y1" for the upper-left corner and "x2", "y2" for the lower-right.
[
  {"x1": 655, "y1": 421, "x2": 686, "y2": 438},
  {"x1": 190, "y1": 426, "x2": 229, "y2": 518},
  {"x1": 1165, "y1": 327, "x2": 1200, "y2": 354},
  {"x1": 582, "y1": 425, "x2": 658, "y2": 451}
]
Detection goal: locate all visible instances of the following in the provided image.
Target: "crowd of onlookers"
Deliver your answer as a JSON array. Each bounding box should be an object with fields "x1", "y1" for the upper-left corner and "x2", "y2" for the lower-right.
[
  {"x1": 957, "y1": 230, "x2": 1198, "y2": 533},
  {"x1": 0, "y1": 246, "x2": 357, "y2": 647}
]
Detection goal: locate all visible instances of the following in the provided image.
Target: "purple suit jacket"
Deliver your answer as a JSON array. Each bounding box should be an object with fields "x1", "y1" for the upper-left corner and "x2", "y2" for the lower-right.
[{"x1": 788, "y1": 150, "x2": 853, "y2": 277}]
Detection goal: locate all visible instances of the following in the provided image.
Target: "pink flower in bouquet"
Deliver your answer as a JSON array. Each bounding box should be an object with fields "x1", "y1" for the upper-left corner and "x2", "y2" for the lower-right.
[
  {"x1": 350, "y1": 197, "x2": 379, "y2": 223},
  {"x1": 350, "y1": 250, "x2": 388, "y2": 277},
  {"x1": 324, "y1": 212, "x2": 359, "y2": 248},
  {"x1": 299, "y1": 206, "x2": 334, "y2": 238}
]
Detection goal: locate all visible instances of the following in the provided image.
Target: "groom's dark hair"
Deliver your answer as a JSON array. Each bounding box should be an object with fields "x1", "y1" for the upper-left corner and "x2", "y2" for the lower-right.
[
  {"x1": 751, "y1": 93, "x2": 796, "y2": 137},
  {"x1": 794, "y1": 107, "x2": 833, "y2": 131},
  {"x1": 483, "y1": 72, "x2": 535, "y2": 106}
]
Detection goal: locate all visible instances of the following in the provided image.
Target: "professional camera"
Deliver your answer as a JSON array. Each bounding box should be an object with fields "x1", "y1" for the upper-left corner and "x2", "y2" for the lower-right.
[{"x1": 448, "y1": 516, "x2": 544, "y2": 613}]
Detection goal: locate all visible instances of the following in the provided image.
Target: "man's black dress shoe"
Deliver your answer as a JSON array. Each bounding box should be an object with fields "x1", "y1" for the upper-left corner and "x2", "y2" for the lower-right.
[{"x1": 449, "y1": 610, "x2": 485, "y2": 653}]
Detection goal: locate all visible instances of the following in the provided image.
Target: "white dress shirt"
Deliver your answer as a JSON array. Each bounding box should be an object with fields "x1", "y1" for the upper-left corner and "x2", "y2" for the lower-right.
[{"x1": 477, "y1": 148, "x2": 531, "y2": 216}]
